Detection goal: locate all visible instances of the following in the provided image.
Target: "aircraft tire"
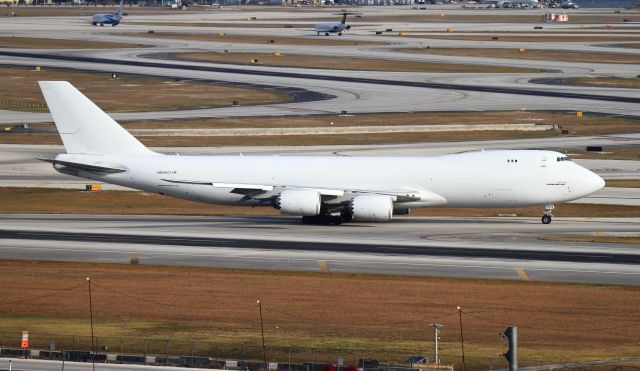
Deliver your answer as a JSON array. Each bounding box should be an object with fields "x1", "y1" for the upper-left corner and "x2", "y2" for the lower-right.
[
  {"x1": 100, "y1": 23, "x2": 104, "y2": 26},
  {"x1": 541, "y1": 215, "x2": 552, "y2": 224},
  {"x1": 325, "y1": 32, "x2": 329, "y2": 36},
  {"x1": 338, "y1": 32, "x2": 342, "y2": 36}
]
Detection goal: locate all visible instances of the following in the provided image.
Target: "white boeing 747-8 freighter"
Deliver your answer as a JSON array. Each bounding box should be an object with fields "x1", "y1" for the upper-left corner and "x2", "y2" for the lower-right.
[{"x1": 38, "y1": 81, "x2": 605, "y2": 225}]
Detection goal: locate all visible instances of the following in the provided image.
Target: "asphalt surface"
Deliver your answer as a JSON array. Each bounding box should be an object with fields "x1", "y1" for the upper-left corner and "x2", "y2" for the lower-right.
[
  {"x1": 1, "y1": 214, "x2": 639, "y2": 285},
  {"x1": 3, "y1": 50, "x2": 640, "y2": 104},
  {"x1": 0, "y1": 6, "x2": 639, "y2": 290},
  {"x1": 1, "y1": 6, "x2": 640, "y2": 124}
]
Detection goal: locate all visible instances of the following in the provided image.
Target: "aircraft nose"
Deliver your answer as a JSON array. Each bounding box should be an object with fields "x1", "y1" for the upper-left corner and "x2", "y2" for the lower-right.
[{"x1": 583, "y1": 169, "x2": 605, "y2": 194}]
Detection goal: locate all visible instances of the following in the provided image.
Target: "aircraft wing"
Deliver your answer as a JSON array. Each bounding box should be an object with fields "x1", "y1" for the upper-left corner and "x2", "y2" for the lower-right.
[{"x1": 160, "y1": 179, "x2": 446, "y2": 204}]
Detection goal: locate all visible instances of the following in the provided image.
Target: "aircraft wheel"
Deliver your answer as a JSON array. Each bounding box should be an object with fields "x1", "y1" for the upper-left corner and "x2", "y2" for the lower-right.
[
  {"x1": 541, "y1": 215, "x2": 552, "y2": 225},
  {"x1": 338, "y1": 32, "x2": 342, "y2": 36},
  {"x1": 100, "y1": 23, "x2": 104, "y2": 26},
  {"x1": 331, "y1": 216, "x2": 343, "y2": 226},
  {"x1": 92, "y1": 22, "x2": 97, "y2": 26},
  {"x1": 325, "y1": 32, "x2": 329, "y2": 36}
]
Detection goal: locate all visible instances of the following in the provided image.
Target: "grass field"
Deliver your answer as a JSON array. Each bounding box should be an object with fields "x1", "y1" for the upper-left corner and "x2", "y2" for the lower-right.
[
  {"x1": 570, "y1": 146, "x2": 640, "y2": 161},
  {"x1": 605, "y1": 180, "x2": 640, "y2": 188},
  {"x1": 133, "y1": 32, "x2": 384, "y2": 46},
  {"x1": 3, "y1": 111, "x2": 639, "y2": 146},
  {"x1": 0, "y1": 129, "x2": 559, "y2": 146},
  {"x1": 1, "y1": 5, "x2": 192, "y2": 17},
  {"x1": 0, "y1": 36, "x2": 145, "y2": 49},
  {"x1": 0, "y1": 66, "x2": 291, "y2": 113},
  {"x1": 401, "y1": 47, "x2": 640, "y2": 64},
  {"x1": 172, "y1": 51, "x2": 548, "y2": 73},
  {"x1": 0, "y1": 260, "x2": 639, "y2": 367},
  {"x1": 131, "y1": 21, "x2": 314, "y2": 28},
  {"x1": 305, "y1": 13, "x2": 640, "y2": 24},
  {"x1": 540, "y1": 235, "x2": 640, "y2": 244},
  {"x1": 2, "y1": 187, "x2": 640, "y2": 218},
  {"x1": 566, "y1": 76, "x2": 640, "y2": 89},
  {"x1": 395, "y1": 34, "x2": 640, "y2": 43}
]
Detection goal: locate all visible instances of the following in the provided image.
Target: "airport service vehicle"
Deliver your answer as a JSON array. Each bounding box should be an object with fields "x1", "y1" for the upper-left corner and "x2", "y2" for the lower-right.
[
  {"x1": 91, "y1": 0, "x2": 123, "y2": 27},
  {"x1": 315, "y1": 12, "x2": 353, "y2": 36},
  {"x1": 39, "y1": 81, "x2": 605, "y2": 225}
]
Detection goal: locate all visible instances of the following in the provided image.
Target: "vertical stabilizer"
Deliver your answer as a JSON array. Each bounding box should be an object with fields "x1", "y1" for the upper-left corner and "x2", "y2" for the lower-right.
[
  {"x1": 39, "y1": 81, "x2": 154, "y2": 155},
  {"x1": 115, "y1": 0, "x2": 124, "y2": 17}
]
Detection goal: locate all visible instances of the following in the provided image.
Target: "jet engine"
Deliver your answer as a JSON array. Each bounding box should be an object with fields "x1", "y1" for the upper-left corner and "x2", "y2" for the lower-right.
[
  {"x1": 350, "y1": 195, "x2": 393, "y2": 222},
  {"x1": 275, "y1": 189, "x2": 321, "y2": 216}
]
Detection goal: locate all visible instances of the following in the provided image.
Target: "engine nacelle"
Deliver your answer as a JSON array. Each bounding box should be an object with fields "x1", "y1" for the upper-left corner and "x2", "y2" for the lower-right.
[
  {"x1": 350, "y1": 195, "x2": 393, "y2": 222},
  {"x1": 276, "y1": 189, "x2": 321, "y2": 216}
]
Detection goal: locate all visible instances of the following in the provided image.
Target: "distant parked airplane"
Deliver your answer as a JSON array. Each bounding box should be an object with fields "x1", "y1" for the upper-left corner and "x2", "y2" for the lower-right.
[
  {"x1": 315, "y1": 12, "x2": 354, "y2": 36},
  {"x1": 38, "y1": 81, "x2": 605, "y2": 225},
  {"x1": 91, "y1": 0, "x2": 124, "y2": 27}
]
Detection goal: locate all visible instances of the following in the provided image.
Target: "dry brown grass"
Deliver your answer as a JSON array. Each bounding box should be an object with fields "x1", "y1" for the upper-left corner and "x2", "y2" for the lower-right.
[
  {"x1": 540, "y1": 235, "x2": 640, "y2": 244},
  {"x1": 0, "y1": 260, "x2": 639, "y2": 364},
  {"x1": 567, "y1": 77, "x2": 640, "y2": 89},
  {"x1": 4, "y1": 111, "x2": 639, "y2": 146},
  {"x1": 401, "y1": 47, "x2": 640, "y2": 64},
  {"x1": 0, "y1": 66, "x2": 291, "y2": 112},
  {"x1": 131, "y1": 21, "x2": 313, "y2": 28},
  {"x1": 0, "y1": 187, "x2": 279, "y2": 216},
  {"x1": 174, "y1": 51, "x2": 548, "y2": 73},
  {"x1": 309, "y1": 13, "x2": 640, "y2": 24},
  {"x1": 119, "y1": 111, "x2": 640, "y2": 131},
  {"x1": 570, "y1": 146, "x2": 640, "y2": 161},
  {"x1": 2, "y1": 187, "x2": 640, "y2": 218},
  {"x1": 134, "y1": 32, "x2": 384, "y2": 46},
  {"x1": 606, "y1": 180, "x2": 640, "y2": 188},
  {"x1": 0, "y1": 36, "x2": 144, "y2": 49},
  {"x1": 396, "y1": 34, "x2": 640, "y2": 42},
  {"x1": 1, "y1": 5, "x2": 194, "y2": 17},
  {"x1": 0, "y1": 130, "x2": 558, "y2": 146}
]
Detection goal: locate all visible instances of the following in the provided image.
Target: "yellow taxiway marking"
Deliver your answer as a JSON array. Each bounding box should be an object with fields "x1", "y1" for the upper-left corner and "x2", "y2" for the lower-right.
[
  {"x1": 317, "y1": 260, "x2": 331, "y2": 273},
  {"x1": 516, "y1": 268, "x2": 531, "y2": 281}
]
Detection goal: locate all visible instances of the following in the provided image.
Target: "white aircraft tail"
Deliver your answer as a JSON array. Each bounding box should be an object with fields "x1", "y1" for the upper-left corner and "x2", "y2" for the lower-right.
[
  {"x1": 39, "y1": 81, "x2": 153, "y2": 155},
  {"x1": 115, "y1": 0, "x2": 124, "y2": 17}
]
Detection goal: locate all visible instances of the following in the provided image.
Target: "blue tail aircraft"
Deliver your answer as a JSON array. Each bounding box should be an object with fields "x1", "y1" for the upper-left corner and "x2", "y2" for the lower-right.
[{"x1": 91, "y1": 0, "x2": 124, "y2": 27}]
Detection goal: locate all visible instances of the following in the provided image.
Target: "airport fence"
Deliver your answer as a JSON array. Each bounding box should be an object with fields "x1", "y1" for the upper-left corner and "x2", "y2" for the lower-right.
[{"x1": 0, "y1": 330, "x2": 610, "y2": 370}]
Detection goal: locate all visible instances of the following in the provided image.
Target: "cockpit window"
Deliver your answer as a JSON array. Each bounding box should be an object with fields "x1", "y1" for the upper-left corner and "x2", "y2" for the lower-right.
[{"x1": 556, "y1": 156, "x2": 571, "y2": 162}]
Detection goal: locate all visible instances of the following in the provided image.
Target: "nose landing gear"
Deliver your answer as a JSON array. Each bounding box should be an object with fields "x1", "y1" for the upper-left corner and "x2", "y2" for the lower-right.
[{"x1": 541, "y1": 204, "x2": 554, "y2": 224}]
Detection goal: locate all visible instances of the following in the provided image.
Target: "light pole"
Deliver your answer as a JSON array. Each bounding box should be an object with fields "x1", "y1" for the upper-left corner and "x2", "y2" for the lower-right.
[
  {"x1": 87, "y1": 277, "x2": 96, "y2": 371},
  {"x1": 257, "y1": 300, "x2": 267, "y2": 370},
  {"x1": 429, "y1": 323, "x2": 443, "y2": 365},
  {"x1": 457, "y1": 307, "x2": 465, "y2": 371}
]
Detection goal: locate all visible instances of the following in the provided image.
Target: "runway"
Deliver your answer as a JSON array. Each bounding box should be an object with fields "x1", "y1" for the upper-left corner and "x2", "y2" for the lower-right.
[
  {"x1": 1, "y1": 5, "x2": 639, "y2": 290},
  {"x1": 3, "y1": 51, "x2": 640, "y2": 104},
  {"x1": 1, "y1": 6, "x2": 640, "y2": 124},
  {"x1": 1, "y1": 214, "x2": 639, "y2": 285}
]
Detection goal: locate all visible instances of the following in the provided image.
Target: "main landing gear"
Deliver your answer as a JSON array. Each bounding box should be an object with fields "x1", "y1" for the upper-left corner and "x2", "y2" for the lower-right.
[
  {"x1": 541, "y1": 204, "x2": 554, "y2": 224},
  {"x1": 302, "y1": 211, "x2": 351, "y2": 226}
]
